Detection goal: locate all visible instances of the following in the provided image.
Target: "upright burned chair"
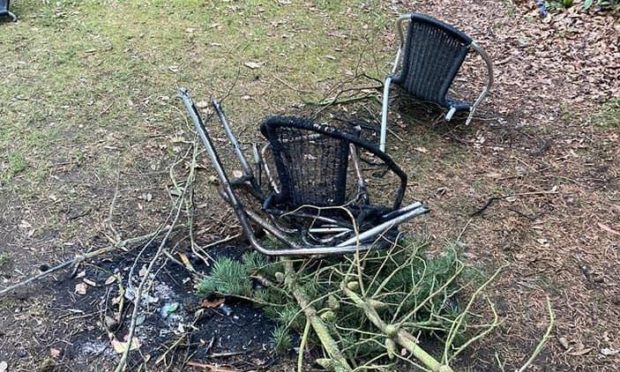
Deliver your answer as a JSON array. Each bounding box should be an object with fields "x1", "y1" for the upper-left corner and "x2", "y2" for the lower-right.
[
  {"x1": 379, "y1": 13, "x2": 493, "y2": 151},
  {"x1": 0, "y1": 0, "x2": 17, "y2": 22},
  {"x1": 179, "y1": 88, "x2": 428, "y2": 256}
]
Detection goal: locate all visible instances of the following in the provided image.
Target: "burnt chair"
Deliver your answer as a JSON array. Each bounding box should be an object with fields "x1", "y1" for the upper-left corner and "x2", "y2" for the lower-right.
[
  {"x1": 0, "y1": 0, "x2": 17, "y2": 22},
  {"x1": 179, "y1": 88, "x2": 429, "y2": 256},
  {"x1": 379, "y1": 13, "x2": 493, "y2": 151}
]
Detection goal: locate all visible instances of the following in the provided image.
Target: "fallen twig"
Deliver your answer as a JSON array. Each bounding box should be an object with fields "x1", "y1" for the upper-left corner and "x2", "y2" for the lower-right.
[
  {"x1": 186, "y1": 361, "x2": 238, "y2": 372},
  {"x1": 297, "y1": 318, "x2": 311, "y2": 372},
  {"x1": 114, "y1": 142, "x2": 197, "y2": 372},
  {"x1": 470, "y1": 189, "x2": 561, "y2": 217},
  {"x1": 516, "y1": 296, "x2": 554, "y2": 372}
]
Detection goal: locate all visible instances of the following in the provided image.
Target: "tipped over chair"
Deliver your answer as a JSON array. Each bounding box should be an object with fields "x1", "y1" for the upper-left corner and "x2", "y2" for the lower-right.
[
  {"x1": 379, "y1": 13, "x2": 493, "y2": 151},
  {"x1": 0, "y1": 0, "x2": 17, "y2": 22},
  {"x1": 179, "y1": 88, "x2": 429, "y2": 256}
]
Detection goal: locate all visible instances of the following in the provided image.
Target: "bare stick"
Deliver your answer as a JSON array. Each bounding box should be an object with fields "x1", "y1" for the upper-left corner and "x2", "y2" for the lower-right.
[
  {"x1": 297, "y1": 318, "x2": 311, "y2": 372},
  {"x1": 115, "y1": 141, "x2": 199, "y2": 372},
  {"x1": 0, "y1": 228, "x2": 180, "y2": 297},
  {"x1": 516, "y1": 297, "x2": 555, "y2": 372},
  {"x1": 114, "y1": 198, "x2": 185, "y2": 372}
]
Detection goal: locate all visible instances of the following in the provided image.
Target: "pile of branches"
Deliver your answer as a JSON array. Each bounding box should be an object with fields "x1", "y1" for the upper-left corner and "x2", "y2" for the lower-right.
[{"x1": 198, "y1": 238, "x2": 503, "y2": 371}]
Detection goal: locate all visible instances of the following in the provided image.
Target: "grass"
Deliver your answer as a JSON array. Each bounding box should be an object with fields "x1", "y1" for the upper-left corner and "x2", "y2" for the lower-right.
[
  {"x1": 594, "y1": 97, "x2": 620, "y2": 129},
  {"x1": 1, "y1": 0, "x2": 391, "y2": 187},
  {"x1": 0, "y1": 0, "x2": 394, "y2": 252},
  {"x1": 6, "y1": 152, "x2": 27, "y2": 179},
  {"x1": 0, "y1": 253, "x2": 12, "y2": 271}
]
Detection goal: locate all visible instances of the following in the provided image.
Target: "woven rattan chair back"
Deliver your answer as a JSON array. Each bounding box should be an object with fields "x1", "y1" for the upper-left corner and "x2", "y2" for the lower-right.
[{"x1": 393, "y1": 14, "x2": 472, "y2": 107}]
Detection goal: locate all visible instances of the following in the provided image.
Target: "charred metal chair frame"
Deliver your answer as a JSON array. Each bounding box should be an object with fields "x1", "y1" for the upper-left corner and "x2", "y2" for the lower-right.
[
  {"x1": 379, "y1": 13, "x2": 494, "y2": 151},
  {"x1": 0, "y1": 0, "x2": 17, "y2": 22},
  {"x1": 179, "y1": 88, "x2": 428, "y2": 256}
]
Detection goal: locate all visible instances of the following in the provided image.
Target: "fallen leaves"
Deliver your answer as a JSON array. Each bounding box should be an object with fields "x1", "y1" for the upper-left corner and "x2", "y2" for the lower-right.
[
  {"x1": 568, "y1": 347, "x2": 593, "y2": 356},
  {"x1": 601, "y1": 348, "x2": 620, "y2": 356},
  {"x1": 111, "y1": 335, "x2": 142, "y2": 354},
  {"x1": 75, "y1": 282, "x2": 88, "y2": 295},
  {"x1": 201, "y1": 298, "x2": 225, "y2": 309},
  {"x1": 50, "y1": 348, "x2": 62, "y2": 358}
]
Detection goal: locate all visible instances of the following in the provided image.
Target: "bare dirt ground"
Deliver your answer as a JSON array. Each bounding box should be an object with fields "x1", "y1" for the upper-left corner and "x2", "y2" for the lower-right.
[{"x1": 1, "y1": 0, "x2": 619, "y2": 371}]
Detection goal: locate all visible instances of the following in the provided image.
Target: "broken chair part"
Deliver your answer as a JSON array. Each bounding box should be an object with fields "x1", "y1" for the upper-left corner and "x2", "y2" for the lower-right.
[{"x1": 179, "y1": 88, "x2": 429, "y2": 256}]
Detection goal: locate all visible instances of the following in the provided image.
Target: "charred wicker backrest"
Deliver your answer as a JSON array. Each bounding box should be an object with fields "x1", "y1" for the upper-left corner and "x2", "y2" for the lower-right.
[
  {"x1": 261, "y1": 117, "x2": 349, "y2": 207},
  {"x1": 393, "y1": 13, "x2": 472, "y2": 106},
  {"x1": 260, "y1": 116, "x2": 407, "y2": 211}
]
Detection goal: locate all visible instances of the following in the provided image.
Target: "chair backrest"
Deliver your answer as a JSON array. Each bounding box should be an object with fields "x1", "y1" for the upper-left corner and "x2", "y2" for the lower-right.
[
  {"x1": 260, "y1": 117, "x2": 408, "y2": 211},
  {"x1": 393, "y1": 13, "x2": 472, "y2": 106},
  {"x1": 261, "y1": 117, "x2": 350, "y2": 208},
  {"x1": 0, "y1": 0, "x2": 9, "y2": 13}
]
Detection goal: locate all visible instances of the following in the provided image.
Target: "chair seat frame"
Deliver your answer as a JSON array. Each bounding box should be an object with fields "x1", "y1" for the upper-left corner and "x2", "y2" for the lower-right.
[
  {"x1": 179, "y1": 88, "x2": 429, "y2": 256},
  {"x1": 379, "y1": 13, "x2": 494, "y2": 151}
]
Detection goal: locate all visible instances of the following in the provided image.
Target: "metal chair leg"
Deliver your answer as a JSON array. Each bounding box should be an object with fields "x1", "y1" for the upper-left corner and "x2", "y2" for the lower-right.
[
  {"x1": 467, "y1": 42, "x2": 494, "y2": 126},
  {"x1": 380, "y1": 76, "x2": 393, "y2": 152}
]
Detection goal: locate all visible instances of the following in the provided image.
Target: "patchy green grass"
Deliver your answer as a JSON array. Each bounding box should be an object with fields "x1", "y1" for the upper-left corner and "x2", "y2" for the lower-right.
[
  {"x1": 6, "y1": 152, "x2": 27, "y2": 178},
  {"x1": 594, "y1": 97, "x2": 620, "y2": 129},
  {"x1": 1, "y1": 0, "x2": 391, "y2": 188},
  {"x1": 0, "y1": 253, "x2": 12, "y2": 271},
  {"x1": 0, "y1": 0, "x2": 394, "y2": 248}
]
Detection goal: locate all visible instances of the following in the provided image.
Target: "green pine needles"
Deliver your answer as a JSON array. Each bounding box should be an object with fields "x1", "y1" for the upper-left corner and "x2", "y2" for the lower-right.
[{"x1": 196, "y1": 239, "x2": 500, "y2": 370}]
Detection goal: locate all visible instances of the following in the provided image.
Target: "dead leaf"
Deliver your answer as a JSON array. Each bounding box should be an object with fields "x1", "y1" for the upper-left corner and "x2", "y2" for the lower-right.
[
  {"x1": 244, "y1": 61, "x2": 262, "y2": 69},
  {"x1": 569, "y1": 347, "x2": 593, "y2": 356},
  {"x1": 558, "y1": 336, "x2": 570, "y2": 350},
  {"x1": 111, "y1": 336, "x2": 141, "y2": 353},
  {"x1": 598, "y1": 222, "x2": 620, "y2": 236},
  {"x1": 601, "y1": 348, "x2": 620, "y2": 356},
  {"x1": 139, "y1": 265, "x2": 148, "y2": 277},
  {"x1": 83, "y1": 278, "x2": 97, "y2": 287},
  {"x1": 414, "y1": 147, "x2": 428, "y2": 154},
  {"x1": 178, "y1": 252, "x2": 195, "y2": 272},
  {"x1": 19, "y1": 220, "x2": 32, "y2": 229},
  {"x1": 50, "y1": 348, "x2": 62, "y2": 358},
  {"x1": 75, "y1": 282, "x2": 88, "y2": 295},
  {"x1": 104, "y1": 275, "x2": 117, "y2": 286},
  {"x1": 196, "y1": 101, "x2": 209, "y2": 109},
  {"x1": 201, "y1": 298, "x2": 225, "y2": 309}
]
